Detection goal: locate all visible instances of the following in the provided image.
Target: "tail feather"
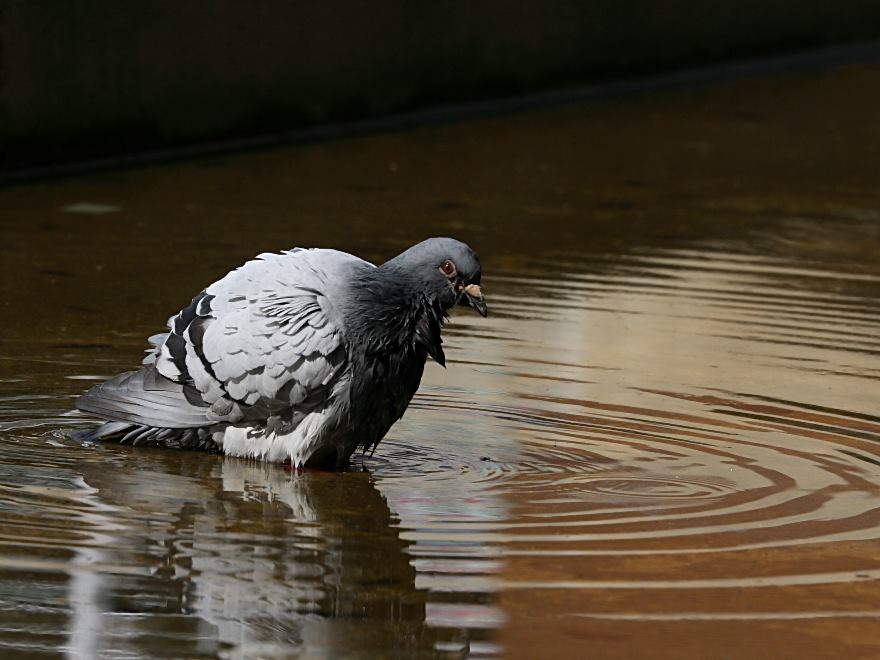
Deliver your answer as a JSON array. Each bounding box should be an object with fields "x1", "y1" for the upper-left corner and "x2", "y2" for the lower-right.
[
  {"x1": 76, "y1": 365, "x2": 211, "y2": 428},
  {"x1": 73, "y1": 421, "x2": 131, "y2": 442},
  {"x1": 73, "y1": 421, "x2": 217, "y2": 451}
]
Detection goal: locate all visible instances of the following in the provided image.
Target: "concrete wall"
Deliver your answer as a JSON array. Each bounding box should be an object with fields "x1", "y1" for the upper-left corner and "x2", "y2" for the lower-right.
[{"x1": 2, "y1": 1, "x2": 880, "y2": 173}]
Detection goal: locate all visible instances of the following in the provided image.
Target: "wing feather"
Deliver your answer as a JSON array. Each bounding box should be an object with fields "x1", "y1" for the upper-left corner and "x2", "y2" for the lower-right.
[
  {"x1": 78, "y1": 248, "x2": 366, "y2": 430},
  {"x1": 155, "y1": 249, "x2": 356, "y2": 417}
]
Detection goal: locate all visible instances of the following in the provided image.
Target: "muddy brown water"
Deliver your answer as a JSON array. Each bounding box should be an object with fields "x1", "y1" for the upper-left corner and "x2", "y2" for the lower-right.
[{"x1": 2, "y1": 62, "x2": 880, "y2": 659}]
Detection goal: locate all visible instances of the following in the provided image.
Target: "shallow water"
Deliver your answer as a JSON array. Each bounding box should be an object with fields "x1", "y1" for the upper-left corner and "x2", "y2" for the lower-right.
[{"x1": 2, "y1": 62, "x2": 880, "y2": 658}]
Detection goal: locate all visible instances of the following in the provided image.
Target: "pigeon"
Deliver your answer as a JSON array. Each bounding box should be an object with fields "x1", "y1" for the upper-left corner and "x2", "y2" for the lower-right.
[{"x1": 75, "y1": 237, "x2": 487, "y2": 468}]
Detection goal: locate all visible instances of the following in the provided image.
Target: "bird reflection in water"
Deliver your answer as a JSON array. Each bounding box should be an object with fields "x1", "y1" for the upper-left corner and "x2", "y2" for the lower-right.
[{"x1": 68, "y1": 453, "x2": 440, "y2": 658}]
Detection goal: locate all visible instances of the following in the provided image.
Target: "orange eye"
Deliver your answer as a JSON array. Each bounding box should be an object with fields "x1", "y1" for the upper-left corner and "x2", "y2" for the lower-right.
[{"x1": 439, "y1": 260, "x2": 456, "y2": 277}]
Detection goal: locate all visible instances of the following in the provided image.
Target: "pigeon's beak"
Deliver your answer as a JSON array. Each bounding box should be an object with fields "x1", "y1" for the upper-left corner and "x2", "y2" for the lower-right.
[{"x1": 462, "y1": 283, "x2": 488, "y2": 317}]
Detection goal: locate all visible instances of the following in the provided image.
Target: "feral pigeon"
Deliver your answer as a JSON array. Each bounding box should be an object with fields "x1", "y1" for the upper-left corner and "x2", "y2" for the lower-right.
[{"x1": 75, "y1": 237, "x2": 487, "y2": 468}]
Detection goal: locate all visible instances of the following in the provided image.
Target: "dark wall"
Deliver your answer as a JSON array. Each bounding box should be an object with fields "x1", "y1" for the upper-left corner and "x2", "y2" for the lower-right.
[{"x1": 3, "y1": 1, "x2": 880, "y2": 172}]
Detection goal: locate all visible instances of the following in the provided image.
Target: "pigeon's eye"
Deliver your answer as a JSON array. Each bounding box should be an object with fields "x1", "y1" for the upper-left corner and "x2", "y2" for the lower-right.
[{"x1": 439, "y1": 260, "x2": 457, "y2": 277}]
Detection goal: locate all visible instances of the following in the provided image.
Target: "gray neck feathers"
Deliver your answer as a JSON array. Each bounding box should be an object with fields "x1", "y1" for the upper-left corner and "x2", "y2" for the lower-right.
[{"x1": 343, "y1": 264, "x2": 447, "y2": 365}]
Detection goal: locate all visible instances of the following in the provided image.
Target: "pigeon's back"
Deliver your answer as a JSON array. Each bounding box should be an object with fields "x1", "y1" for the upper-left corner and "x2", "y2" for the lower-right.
[{"x1": 76, "y1": 248, "x2": 375, "y2": 463}]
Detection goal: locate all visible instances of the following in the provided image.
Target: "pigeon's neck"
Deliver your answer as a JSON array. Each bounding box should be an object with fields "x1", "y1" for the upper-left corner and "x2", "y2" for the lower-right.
[{"x1": 345, "y1": 265, "x2": 448, "y2": 366}]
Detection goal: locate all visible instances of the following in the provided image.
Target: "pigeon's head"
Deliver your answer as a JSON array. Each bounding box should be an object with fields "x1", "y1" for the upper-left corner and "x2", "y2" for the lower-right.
[{"x1": 385, "y1": 237, "x2": 487, "y2": 317}]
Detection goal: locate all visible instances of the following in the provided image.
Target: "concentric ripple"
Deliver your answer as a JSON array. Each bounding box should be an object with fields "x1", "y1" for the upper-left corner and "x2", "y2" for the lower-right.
[
  {"x1": 349, "y1": 242, "x2": 880, "y2": 637},
  {"x1": 403, "y1": 243, "x2": 880, "y2": 650}
]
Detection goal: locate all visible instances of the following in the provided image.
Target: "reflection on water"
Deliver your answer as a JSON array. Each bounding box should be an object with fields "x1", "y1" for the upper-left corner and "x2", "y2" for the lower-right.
[
  {"x1": 3, "y1": 62, "x2": 880, "y2": 658},
  {"x1": 72, "y1": 461, "x2": 438, "y2": 657},
  {"x1": 0, "y1": 423, "x2": 506, "y2": 657}
]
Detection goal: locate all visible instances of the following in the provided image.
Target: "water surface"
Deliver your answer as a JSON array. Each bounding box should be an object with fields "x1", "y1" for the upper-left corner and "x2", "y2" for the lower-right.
[{"x1": 2, "y1": 62, "x2": 880, "y2": 658}]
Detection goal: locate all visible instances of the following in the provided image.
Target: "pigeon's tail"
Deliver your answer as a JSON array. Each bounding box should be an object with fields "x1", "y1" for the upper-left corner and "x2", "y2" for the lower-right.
[
  {"x1": 75, "y1": 365, "x2": 212, "y2": 429},
  {"x1": 73, "y1": 421, "x2": 216, "y2": 450},
  {"x1": 74, "y1": 421, "x2": 132, "y2": 442}
]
